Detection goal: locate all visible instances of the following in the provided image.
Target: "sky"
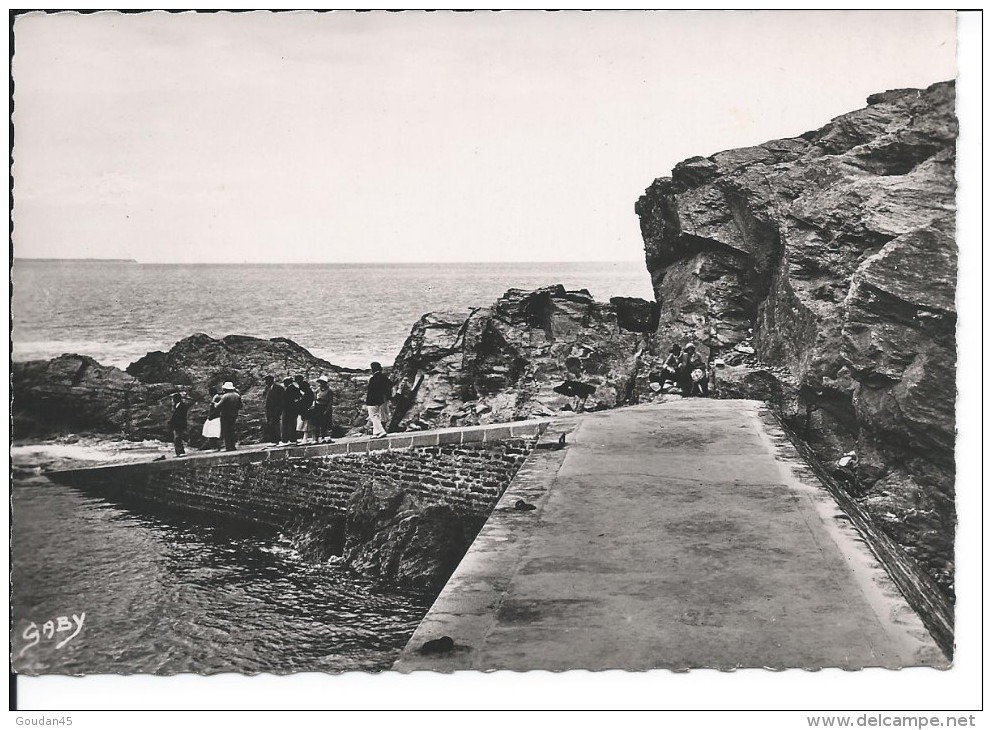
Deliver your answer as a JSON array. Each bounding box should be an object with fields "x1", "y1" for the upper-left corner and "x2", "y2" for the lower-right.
[{"x1": 12, "y1": 10, "x2": 957, "y2": 264}]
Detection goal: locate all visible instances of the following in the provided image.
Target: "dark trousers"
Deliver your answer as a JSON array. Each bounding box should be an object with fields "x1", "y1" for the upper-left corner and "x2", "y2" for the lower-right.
[
  {"x1": 172, "y1": 429, "x2": 185, "y2": 456},
  {"x1": 265, "y1": 411, "x2": 281, "y2": 443},
  {"x1": 312, "y1": 406, "x2": 331, "y2": 439},
  {"x1": 220, "y1": 415, "x2": 237, "y2": 451},
  {"x1": 281, "y1": 411, "x2": 297, "y2": 442}
]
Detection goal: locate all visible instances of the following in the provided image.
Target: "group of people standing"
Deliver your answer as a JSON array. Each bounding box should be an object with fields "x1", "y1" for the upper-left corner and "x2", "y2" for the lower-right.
[
  {"x1": 169, "y1": 381, "x2": 242, "y2": 456},
  {"x1": 165, "y1": 362, "x2": 394, "y2": 457},
  {"x1": 165, "y1": 344, "x2": 709, "y2": 458},
  {"x1": 658, "y1": 342, "x2": 709, "y2": 398},
  {"x1": 262, "y1": 373, "x2": 334, "y2": 445}
]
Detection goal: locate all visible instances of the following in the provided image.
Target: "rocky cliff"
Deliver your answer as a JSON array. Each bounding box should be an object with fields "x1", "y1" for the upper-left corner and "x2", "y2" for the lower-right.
[
  {"x1": 11, "y1": 80, "x2": 956, "y2": 603},
  {"x1": 127, "y1": 333, "x2": 371, "y2": 436},
  {"x1": 342, "y1": 480, "x2": 488, "y2": 595},
  {"x1": 635, "y1": 80, "x2": 957, "y2": 597},
  {"x1": 13, "y1": 334, "x2": 371, "y2": 444},
  {"x1": 385, "y1": 285, "x2": 662, "y2": 430}
]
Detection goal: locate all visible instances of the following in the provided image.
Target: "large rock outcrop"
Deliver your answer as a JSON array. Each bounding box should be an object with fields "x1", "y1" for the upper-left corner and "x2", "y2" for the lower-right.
[
  {"x1": 386, "y1": 285, "x2": 662, "y2": 430},
  {"x1": 127, "y1": 333, "x2": 371, "y2": 435},
  {"x1": 11, "y1": 354, "x2": 176, "y2": 439},
  {"x1": 635, "y1": 80, "x2": 957, "y2": 596},
  {"x1": 13, "y1": 334, "x2": 372, "y2": 444},
  {"x1": 342, "y1": 480, "x2": 487, "y2": 595}
]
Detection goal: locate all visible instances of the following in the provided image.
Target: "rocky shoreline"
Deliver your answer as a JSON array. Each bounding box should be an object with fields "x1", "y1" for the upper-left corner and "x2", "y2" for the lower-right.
[{"x1": 13, "y1": 80, "x2": 957, "y2": 604}]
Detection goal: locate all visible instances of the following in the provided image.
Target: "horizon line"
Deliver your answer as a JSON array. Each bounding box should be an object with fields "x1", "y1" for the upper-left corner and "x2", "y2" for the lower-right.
[{"x1": 14, "y1": 257, "x2": 647, "y2": 265}]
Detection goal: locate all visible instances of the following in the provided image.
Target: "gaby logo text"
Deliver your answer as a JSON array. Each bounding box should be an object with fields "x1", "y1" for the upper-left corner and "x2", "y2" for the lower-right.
[{"x1": 19, "y1": 613, "x2": 86, "y2": 656}]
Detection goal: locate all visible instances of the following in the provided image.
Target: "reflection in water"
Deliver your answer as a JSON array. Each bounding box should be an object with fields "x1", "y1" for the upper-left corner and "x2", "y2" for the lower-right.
[{"x1": 11, "y1": 474, "x2": 431, "y2": 675}]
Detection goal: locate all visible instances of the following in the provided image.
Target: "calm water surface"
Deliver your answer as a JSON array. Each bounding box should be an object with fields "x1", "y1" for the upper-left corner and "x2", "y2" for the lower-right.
[{"x1": 11, "y1": 467, "x2": 430, "y2": 675}]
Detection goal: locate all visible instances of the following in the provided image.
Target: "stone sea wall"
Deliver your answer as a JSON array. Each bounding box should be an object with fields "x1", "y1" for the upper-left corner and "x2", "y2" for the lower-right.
[
  {"x1": 50, "y1": 422, "x2": 544, "y2": 593},
  {"x1": 74, "y1": 439, "x2": 534, "y2": 523}
]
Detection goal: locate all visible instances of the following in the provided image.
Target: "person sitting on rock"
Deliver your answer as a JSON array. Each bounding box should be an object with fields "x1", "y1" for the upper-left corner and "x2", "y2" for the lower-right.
[
  {"x1": 679, "y1": 344, "x2": 709, "y2": 398},
  {"x1": 678, "y1": 343, "x2": 699, "y2": 397},
  {"x1": 365, "y1": 362, "x2": 392, "y2": 438},
  {"x1": 661, "y1": 343, "x2": 682, "y2": 390},
  {"x1": 167, "y1": 392, "x2": 189, "y2": 457},
  {"x1": 217, "y1": 381, "x2": 243, "y2": 451}
]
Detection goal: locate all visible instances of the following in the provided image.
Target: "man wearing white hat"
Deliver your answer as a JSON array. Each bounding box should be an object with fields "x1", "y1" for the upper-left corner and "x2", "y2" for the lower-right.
[{"x1": 217, "y1": 381, "x2": 243, "y2": 452}]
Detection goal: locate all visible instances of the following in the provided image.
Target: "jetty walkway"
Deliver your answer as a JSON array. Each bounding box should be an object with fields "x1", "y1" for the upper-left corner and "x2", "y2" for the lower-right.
[
  {"x1": 47, "y1": 399, "x2": 947, "y2": 670},
  {"x1": 395, "y1": 400, "x2": 946, "y2": 671}
]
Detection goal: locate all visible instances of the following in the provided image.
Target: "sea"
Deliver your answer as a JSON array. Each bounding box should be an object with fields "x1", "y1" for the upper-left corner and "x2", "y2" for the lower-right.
[
  {"x1": 11, "y1": 260, "x2": 653, "y2": 675},
  {"x1": 12, "y1": 260, "x2": 654, "y2": 370}
]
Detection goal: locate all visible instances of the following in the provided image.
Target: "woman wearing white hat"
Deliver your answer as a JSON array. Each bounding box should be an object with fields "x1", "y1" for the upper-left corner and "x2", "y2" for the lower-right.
[{"x1": 217, "y1": 381, "x2": 243, "y2": 451}]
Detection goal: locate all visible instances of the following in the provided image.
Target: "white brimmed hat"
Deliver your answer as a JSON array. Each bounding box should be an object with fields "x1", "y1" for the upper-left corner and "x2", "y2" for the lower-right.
[
  {"x1": 317, "y1": 375, "x2": 329, "y2": 383},
  {"x1": 222, "y1": 381, "x2": 236, "y2": 391}
]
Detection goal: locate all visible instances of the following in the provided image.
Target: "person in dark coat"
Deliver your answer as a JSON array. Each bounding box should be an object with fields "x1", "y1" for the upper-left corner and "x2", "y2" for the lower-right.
[
  {"x1": 280, "y1": 376, "x2": 300, "y2": 444},
  {"x1": 217, "y1": 382, "x2": 242, "y2": 451},
  {"x1": 263, "y1": 375, "x2": 284, "y2": 444},
  {"x1": 311, "y1": 375, "x2": 333, "y2": 443},
  {"x1": 168, "y1": 392, "x2": 189, "y2": 457},
  {"x1": 365, "y1": 362, "x2": 392, "y2": 438},
  {"x1": 677, "y1": 344, "x2": 696, "y2": 397}
]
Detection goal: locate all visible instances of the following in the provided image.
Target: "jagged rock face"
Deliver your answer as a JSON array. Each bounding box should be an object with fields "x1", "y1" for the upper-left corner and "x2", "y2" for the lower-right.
[
  {"x1": 13, "y1": 334, "x2": 371, "y2": 443},
  {"x1": 343, "y1": 480, "x2": 486, "y2": 595},
  {"x1": 387, "y1": 285, "x2": 659, "y2": 429},
  {"x1": 636, "y1": 81, "x2": 957, "y2": 596},
  {"x1": 12, "y1": 354, "x2": 176, "y2": 439},
  {"x1": 127, "y1": 333, "x2": 370, "y2": 433}
]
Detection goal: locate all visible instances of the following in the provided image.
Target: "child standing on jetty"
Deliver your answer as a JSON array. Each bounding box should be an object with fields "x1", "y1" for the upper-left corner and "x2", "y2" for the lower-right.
[{"x1": 365, "y1": 362, "x2": 392, "y2": 439}]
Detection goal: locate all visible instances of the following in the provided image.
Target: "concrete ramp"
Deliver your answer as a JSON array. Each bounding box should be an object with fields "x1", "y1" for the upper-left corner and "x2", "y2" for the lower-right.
[{"x1": 394, "y1": 400, "x2": 947, "y2": 671}]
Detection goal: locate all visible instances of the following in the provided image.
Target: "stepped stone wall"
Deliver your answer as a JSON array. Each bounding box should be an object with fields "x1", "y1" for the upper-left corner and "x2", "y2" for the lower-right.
[{"x1": 50, "y1": 422, "x2": 545, "y2": 531}]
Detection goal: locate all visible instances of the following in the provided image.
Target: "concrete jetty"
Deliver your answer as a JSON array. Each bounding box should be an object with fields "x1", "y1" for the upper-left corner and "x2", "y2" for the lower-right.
[{"x1": 394, "y1": 399, "x2": 947, "y2": 671}]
